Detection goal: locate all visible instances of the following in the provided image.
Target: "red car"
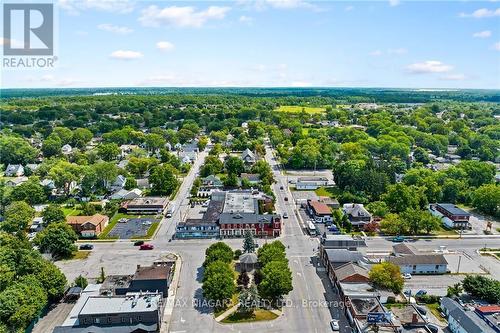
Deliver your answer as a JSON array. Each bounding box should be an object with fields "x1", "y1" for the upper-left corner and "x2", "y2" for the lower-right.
[{"x1": 139, "y1": 244, "x2": 154, "y2": 250}]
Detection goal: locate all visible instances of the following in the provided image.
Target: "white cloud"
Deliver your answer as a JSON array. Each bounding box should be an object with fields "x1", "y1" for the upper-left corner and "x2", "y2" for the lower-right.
[
  {"x1": 109, "y1": 50, "x2": 143, "y2": 60},
  {"x1": 459, "y1": 8, "x2": 500, "y2": 18},
  {"x1": 238, "y1": 0, "x2": 319, "y2": 11},
  {"x1": 290, "y1": 81, "x2": 313, "y2": 87},
  {"x1": 239, "y1": 15, "x2": 254, "y2": 24},
  {"x1": 59, "y1": 0, "x2": 134, "y2": 15},
  {"x1": 156, "y1": 41, "x2": 175, "y2": 51},
  {"x1": 389, "y1": 0, "x2": 400, "y2": 7},
  {"x1": 369, "y1": 50, "x2": 383, "y2": 56},
  {"x1": 473, "y1": 30, "x2": 492, "y2": 38},
  {"x1": 139, "y1": 5, "x2": 230, "y2": 28},
  {"x1": 407, "y1": 61, "x2": 453, "y2": 74},
  {"x1": 440, "y1": 74, "x2": 466, "y2": 81},
  {"x1": 493, "y1": 42, "x2": 500, "y2": 51},
  {"x1": 345, "y1": 6, "x2": 354, "y2": 11},
  {"x1": 98, "y1": 23, "x2": 133, "y2": 34}
]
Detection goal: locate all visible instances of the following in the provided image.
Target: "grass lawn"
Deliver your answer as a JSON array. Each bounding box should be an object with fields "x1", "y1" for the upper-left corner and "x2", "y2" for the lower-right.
[
  {"x1": 214, "y1": 293, "x2": 239, "y2": 318},
  {"x1": 276, "y1": 105, "x2": 326, "y2": 114},
  {"x1": 98, "y1": 213, "x2": 141, "y2": 239},
  {"x1": 427, "y1": 303, "x2": 447, "y2": 324},
  {"x1": 221, "y1": 309, "x2": 279, "y2": 323},
  {"x1": 314, "y1": 186, "x2": 338, "y2": 198},
  {"x1": 430, "y1": 225, "x2": 457, "y2": 236},
  {"x1": 63, "y1": 250, "x2": 91, "y2": 261},
  {"x1": 132, "y1": 222, "x2": 160, "y2": 239},
  {"x1": 62, "y1": 207, "x2": 83, "y2": 216}
]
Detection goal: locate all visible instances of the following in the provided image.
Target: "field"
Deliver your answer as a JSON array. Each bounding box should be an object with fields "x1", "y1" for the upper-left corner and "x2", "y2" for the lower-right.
[{"x1": 276, "y1": 105, "x2": 326, "y2": 114}]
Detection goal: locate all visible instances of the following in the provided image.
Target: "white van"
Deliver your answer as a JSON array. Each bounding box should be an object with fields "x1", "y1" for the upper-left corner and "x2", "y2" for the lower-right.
[{"x1": 166, "y1": 203, "x2": 176, "y2": 218}]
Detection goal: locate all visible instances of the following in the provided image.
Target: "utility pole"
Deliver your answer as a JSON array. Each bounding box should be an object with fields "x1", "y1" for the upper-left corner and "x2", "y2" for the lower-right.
[{"x1": 457, "y1": 255, "x2": 462, "y2": 274}]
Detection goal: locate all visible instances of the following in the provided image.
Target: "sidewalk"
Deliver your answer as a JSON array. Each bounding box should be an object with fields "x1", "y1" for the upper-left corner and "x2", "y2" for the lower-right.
[
  {"x1": 160, "y1": 255, "x2": 182, "y2": 333},
  {"x1": 214, "y1": 303, "x2": 240, "y2": 322}
]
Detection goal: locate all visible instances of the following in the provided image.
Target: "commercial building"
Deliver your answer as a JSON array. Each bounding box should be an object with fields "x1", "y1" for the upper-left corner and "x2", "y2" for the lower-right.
[
  {"x1": 387, "y1": 254, "x2": 448, "y2": 275},
  {"x1": 307, "y1": 200, "x2": 333, "y2": 223},
  {"x1": 320, "y1": 234, "x2": 367, "y2": 251},
  {"x1": 440, "y1": 297, "x2": 497, "y2": 333},
  {"x1": 296, "y1": 176, "x2": 330, "y2": 190},
  {"x1": 175, "y1": 199, "x2": 223, "y2": 239},
  {"x1": 120, "y1": 197, "x2": 169, "y2": 215},
  {"x1": 429, "y1": 203, "x2": 471, "y2": 230},
  {"x1": 66, "y1": 214, "x2": 109, "y2": 237}
]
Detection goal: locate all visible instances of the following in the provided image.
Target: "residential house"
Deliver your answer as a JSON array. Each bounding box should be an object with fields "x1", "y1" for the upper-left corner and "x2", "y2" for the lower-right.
[
  {"x1": 25, "y1": 164, "x2": 40, "y2": 173},
  {"x1": 5, "y1": 176, "x2": 28, "y2": 187},
  {"x1": 318, "y1": 196, "x2": 340, "y2": 209},
  {"x1": 440, "y1": 297, "x2": 497, "y2": 333},
  {"x1": 4, "y1": 164, "x2": 24, "y2": 177},
  {"x1": 136, "y1": 178, "x2": 150, "y2": 189},
  {"x1": 241, "y1": 148, "x2": 256, "y2": 165},
  {"x1": 197, "y1": 175, "x2": 223, "y2": 198},
  {"x1": 392, "y1": 243, "x2": 418, "y2": 256},
  {"x1": 307, "y1": 200, "x2": 333, "y2": 223},
  {"x1": 61, "y1": 144, "x2": 73, "y2": 155},
  {"x1": 110, "y1": 188, "x2": 142, "y2": 200},
  {"x1": 342, "y1": 203, "x2": 372, "y2": 229},
  {"x1": 429, "y1": 203, "x2": 471, "y2": 230},
  {"x1": 108, "y1": 175, "x2": 127, "y2": 191},
  {"x1": 322, "y1": 248, "x2": 365, "y2": 273},
  {"x1": 329, "y1": 262, "x2": 370, "y2": 288},
  {"x1": 386, "y1": 254, "x2": 448, "y2": 275},
  {"x1": 240, "y1": 173, "x2": 261, "y2": 185},
  {"x1": 296, "y1": 177, "x2": 329, "y2": 190},
  {"x1": 40, "y1": 178, "x2": 56, "y2": 190},
  {"x1": 120, "y1": 197, "x2": 168, "y2": 215},
  {"x1": 67, "y1": 214, "x2": 109, "y2": 237}
]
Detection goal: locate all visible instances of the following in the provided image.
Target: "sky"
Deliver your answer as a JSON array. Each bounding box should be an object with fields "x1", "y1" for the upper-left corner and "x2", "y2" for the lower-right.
[{"x1": 1, "y1": 0, "x2": 500, "y2": 89}]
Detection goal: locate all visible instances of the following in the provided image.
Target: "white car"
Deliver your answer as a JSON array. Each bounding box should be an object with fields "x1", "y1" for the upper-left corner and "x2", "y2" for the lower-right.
[
  {"x1": 330, "y1": 320, "x2": 339, "y2": 331},
  {"x1": 402, "y1": 273, "x2": 412, "y2": 279}
]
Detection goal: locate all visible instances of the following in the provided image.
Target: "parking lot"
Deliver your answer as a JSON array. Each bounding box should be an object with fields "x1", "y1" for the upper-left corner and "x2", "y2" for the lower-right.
[{"x1": 108, "y1": 217, "x2": 160, "y2": 239}]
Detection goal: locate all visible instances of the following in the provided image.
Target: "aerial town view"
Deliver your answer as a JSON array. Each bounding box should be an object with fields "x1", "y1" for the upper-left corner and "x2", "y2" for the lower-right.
[{"x1": 0, "y1": 1, "x2": 499, "y2": 333}]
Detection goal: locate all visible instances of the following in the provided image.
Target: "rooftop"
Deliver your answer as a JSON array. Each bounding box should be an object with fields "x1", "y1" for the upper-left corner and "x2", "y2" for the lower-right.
[
  {"x1": 437, "y1": 203, "x2": 471, "y2": 216},
  {"x1": 127, "y1": 197, "x2": 168, "y2": 206},
  {"x1": 387, "y1": 254, "x2": 448, "y2": 265},
  {"x1": 325, "y1": 249, "x2": 364, "y2": 263},
  {"x1": 79, "y1": 294, "x2": 161, "y2": 315},
  {"x1": 309, "y1": 200, "x2": 332, "y2": 215},
  {"x1": 134, "y1": 262, "x2": 173, "y2": 280},
  {"x1": 66, "y1": 214, "x2": 108, "y2": 226},
  {"x1": 223, "y1": 191, "x2": 257, "y2": 214},
  {"x1": 334, "y1": 262, "x2": 369, "y2": 281}
]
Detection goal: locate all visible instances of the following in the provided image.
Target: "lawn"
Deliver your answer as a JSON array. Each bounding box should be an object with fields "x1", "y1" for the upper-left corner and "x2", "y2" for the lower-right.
[
  {"x1": 63, "y1": 250, "x2": 91, "y2": 261},
  {"x1": 98, "y1": 213, "x2": 141, "y2": 239},
  {"x1": 427, "y1": 303, "x2": 447, "y2": 324},
  {"x1": 276, "y1": 105, "x2": 326, "y2": 114},
  {"x1": 132, "y1": 222, "x2": 160, "y2": 239},
  {"x1": 314, "y1": 186, "x2": 338, "y2": 198},
  {"x1": 221, "y1": 309, "x2": 279, "y2": 323},
  {"x1": 62, "y1": 207, "x2": 83, "y2": 216}
]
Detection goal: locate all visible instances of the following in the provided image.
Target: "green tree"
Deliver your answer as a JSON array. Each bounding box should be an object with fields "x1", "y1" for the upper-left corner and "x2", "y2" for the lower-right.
[
  {"x1": 238, "y1": 284, "x2": 260, "y2": 314},
  {"x1": 472, "y1": 184, "x2": 500, "y2": 217},
  {"x1": 35, "y1": 261, "x2": 67, "y2": 301},
  {"x1": 198, "y1": 136, "x2": 209, "y2": 150},
  {"x1": 380, "y1": 213, "x2": 406, "y2": 235},
  {"x1": 462, "y1": 275, "x2": 500, "y2": 304},
  {"x1": 49, "y1": 161, "x2": 81, "y2": 195},
  {"x1": 204, "y1": 242, "x2": 234, "y2": 267},
  {"x1": 258, "y1": 261, "x2": 293, "y2": 301},
  {"x1": 72, "y1": 128, "x2": 93, "y2": 148},
  {"x1": 418, "y1": 211, "x2": 442, "y2": 234},
  {"x1": 382, "y1": 183, "x2": 422, "y2": 213},
  {"x1": 202, "y1": 261, "x2": 235, "y2": 307},
  {"x1": 366, "y1": 201, "x2": 389, "y2": 218},
  {"x1": 243, "y1": 230, "x2": 256, "y2": 253},
  {"x1": 257, "y1": 241, "x2": 287, "y2": 266},
  {"x1": 457, "y1": 160, "x2": 495, "y2": 188},
  {"x1": 237, "y1": 271, "x2": 250, "y2": 288},
  {"x1": 369, "y1": 262, "x2": 404, "y2": 293},
  {"x1": 0, "y1": 135, "x2": 38, "y2": 165},
  {"x1": 34, "y1": 222, "x2": 77, "y2": 259},
  {"x1": 10, "y1": 178, "x2": 46, "y2": 204},
  {"x1": 149, "y1": 164, "x2": 179, "y2": 196},
  {"x1": 97, "y1": 143, "x2": 120, "y2": 161},
  {"x1": 1, "y1": 201, "x2": 35, "y2": 234},
  {"x1": 446, "y1": 283, "x2": 463, "y2": 298},
  {"x1": 0, "y1": 275, "x2": 47, "y2": 331},
  {"x1": 42, "y1": 204, "x2": 65, "y2": 226},
  {"x1": 74, "y1": 275, "x2": 88, "y2": 289},
  {"x1": 42, "y1": 136, "x2": 62, "y2": 157},
  {"x1": 225, "y1": 156, "x2": 245, "y2": 176}
]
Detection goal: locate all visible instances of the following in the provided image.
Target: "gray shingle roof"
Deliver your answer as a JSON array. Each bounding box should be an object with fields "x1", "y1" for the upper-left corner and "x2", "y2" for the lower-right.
[
  {"x1": 387, "y1": 254, "x2": 448, "y2": 265},
  {"x1": 325, "y1": 249, "x2": 364, "y2": 263}
]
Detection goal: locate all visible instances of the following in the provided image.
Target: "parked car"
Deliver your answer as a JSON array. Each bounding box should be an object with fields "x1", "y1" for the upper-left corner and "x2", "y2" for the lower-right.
[
  {"x1": 402, "y1": 273, "x2": 412, "y2": 279},
  {"x1": 134, "y1": 240, "x2": 144, "y2": 246},
  {"x1": 139, "y1": 244, "x2": 154, "y2": 250},
  {"x1": 280, "y1": 185, "x2": 284, "y2": 190},
  {"x1": 415, "y1": 290, "x2": 427, "y2": 297},
  {"x1": 392, "y1": 235, "x2": 405, "y2": 242},
  {"x1": 427, "y1": 323, "x2": 439, "y2": 333},
  {"x1": 283, "y1": 212, "x2": 288, "y2": 219},
  {"x1": 79, "y1": 244, "x2": 94, "y2": 250},
  {"x1": 284, "y1": 197, "x2": 288, "y2": 201},
  {"x1": 330, "y1": 319, "x2": 339, "y2": 331},
  {"x1": 202, "y1": 201, "x2": 209, "y2": 207}
]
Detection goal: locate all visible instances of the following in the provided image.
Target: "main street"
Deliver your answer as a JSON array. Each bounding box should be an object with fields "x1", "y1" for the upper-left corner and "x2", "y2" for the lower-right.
[{"x1": 55, "y1": 143, "x2": 500, "y2": 333}]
